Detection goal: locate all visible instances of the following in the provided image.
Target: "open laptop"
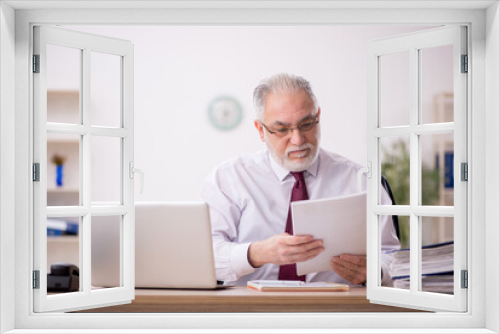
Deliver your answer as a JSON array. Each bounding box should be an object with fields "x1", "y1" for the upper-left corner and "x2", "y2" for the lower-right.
[{"x1": 91, "y1": 201, "x2": 225, "y2": 289}]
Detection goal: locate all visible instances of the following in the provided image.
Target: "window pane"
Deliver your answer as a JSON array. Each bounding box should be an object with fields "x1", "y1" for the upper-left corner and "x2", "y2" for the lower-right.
[
  {"x1": 47, "y1": 216, "x2": 81, "y2": 295},
  {"x1": 91, "y1": 52, "x2": 121, "y2": 128},
  {"x1": 420, "y1": 45, "x2": 454, "y2": 124},
  {"x1": 380, "y1": 51, "x2": 410, "y2": 127},
  {"x1": 91, "y1": 215, "x2": 121, "y2": 289},
  {"x1": 47, "y1": 134, "x2": 80, "y2": 206},
  {"x1": 386, "y1": 216, "x2": 410, "y2": 290},
  {"x1": 46, "y1": 44, "x2": 80, "y2": 124},
  {"x1": 380, "y1": 136, "x2": 410, "y2": 205},
  {"x1": 91, "y1": 136, "x2": 121, "y2": 206},
  {"x1": 420, "y1": 216, "x2": 454, "y2": 295},
  {"x1": 420, "y1": 133, "x2": 454, "y2": 206}
]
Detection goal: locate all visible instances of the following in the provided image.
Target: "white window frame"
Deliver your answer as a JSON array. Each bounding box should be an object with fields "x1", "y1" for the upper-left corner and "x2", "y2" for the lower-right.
[
  {"x1": 366, "y1": 26, "x2": 468, "y2": 312},
  {"x1": 32, "y1": 26, "x2": 135, "y2": 313},
  {"x1": 1, "y1": 2, "x2": 498, "y2": 333}
]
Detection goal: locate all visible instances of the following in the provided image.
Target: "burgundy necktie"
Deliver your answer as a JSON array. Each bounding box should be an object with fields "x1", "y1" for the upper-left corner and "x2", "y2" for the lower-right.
[{"x1": 278, "y1": 171, "x2": 308, "y2": 281}]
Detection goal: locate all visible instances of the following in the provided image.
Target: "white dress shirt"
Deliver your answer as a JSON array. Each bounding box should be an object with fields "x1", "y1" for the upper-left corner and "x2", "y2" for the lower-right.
[{"x1": 199, "y1": 148, "x2": 400, "y2": 286}]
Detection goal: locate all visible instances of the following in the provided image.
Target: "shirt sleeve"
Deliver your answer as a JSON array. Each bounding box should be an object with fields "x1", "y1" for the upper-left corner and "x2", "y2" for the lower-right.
[{"x1": 199, "y1": 167, "x2": 256, "y2": 282}]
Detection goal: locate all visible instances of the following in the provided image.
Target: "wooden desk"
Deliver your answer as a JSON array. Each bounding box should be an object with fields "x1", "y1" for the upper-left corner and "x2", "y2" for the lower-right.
[{"x1": 76, "y1": 287, "x2": 425, "y2": 313}]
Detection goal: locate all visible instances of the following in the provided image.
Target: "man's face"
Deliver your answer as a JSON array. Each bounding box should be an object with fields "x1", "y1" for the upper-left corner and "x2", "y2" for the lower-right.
[{"x1": 254, "y1": 89, "x2": 321, "y2": 172}]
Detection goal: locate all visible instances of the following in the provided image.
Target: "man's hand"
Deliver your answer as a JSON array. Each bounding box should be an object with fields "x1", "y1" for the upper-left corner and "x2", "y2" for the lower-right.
[
  {"x1": 331, "y1": 254, "x2": 367, "y2": 285},
  {"x1": 248, "y1": 233, "x2": 324, "y2": 268}
]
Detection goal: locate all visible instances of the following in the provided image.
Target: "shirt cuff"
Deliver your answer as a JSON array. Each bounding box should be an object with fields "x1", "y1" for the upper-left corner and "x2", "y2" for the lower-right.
[{"x1": 230, "y1": 242, "x2": 256, "y2": 278}]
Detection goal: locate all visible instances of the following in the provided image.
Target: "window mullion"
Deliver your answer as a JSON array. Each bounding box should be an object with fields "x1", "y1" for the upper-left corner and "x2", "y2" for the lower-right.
[
  {"x1": 413, "y1": 123, "x2": 454, "y2": 135},
  {"x1": 82, "y1": 47, "x2": 91, "y2": 295},
  {"x1": 366, "y1": 49, "x2": 379, "y2": 294},
  {"x1": 122, "y1": 48, "x2": 135, "y2": 292},
  {"x1": 372, "y1": 205, "x2": 454, "y2": 217},
  {"x1": 409, "y1": 47, "x2": 420, "y2": 294}
]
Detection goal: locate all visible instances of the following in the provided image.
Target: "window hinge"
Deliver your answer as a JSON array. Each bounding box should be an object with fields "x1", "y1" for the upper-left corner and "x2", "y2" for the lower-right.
[
  {"x1": 33, "y1": 54, "x2": 40, "y2": 73},
  {"x1": 461, "y1": 270, "x2": 468, "y2": 289},
  {"x1": 461, "y1": 54, "x2": 468, "y2": 73},
  {"x1": 33, "y1": 270, "x2": 40, "y2": 289},
  {"x1": 33, "y1": 163, "x2": 40, "y2": 182},
  {"x1": 461, "y1": 162, "x2": 468, "y2": 181}
]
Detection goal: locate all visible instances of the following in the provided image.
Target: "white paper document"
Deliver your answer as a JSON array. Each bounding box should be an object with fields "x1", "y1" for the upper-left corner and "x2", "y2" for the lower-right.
[{"x1": 291, "y1": 193, "x2": 367, "y2": 276}]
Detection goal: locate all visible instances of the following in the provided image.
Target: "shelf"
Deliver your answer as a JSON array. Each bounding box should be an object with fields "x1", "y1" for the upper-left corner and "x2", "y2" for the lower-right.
[
  {"x1": 47, "y1": 133, "x2": 80, "y2": 143},
  {"x1": 47, "y1": 90, "x2": 79, "y2": 125},
  {"x1": 47, "y1": 188, "x2": 79, "y2": 193},
  {"x1": 47, "y1": 235, "x2": 79, "y2": 243},
  {"x1": 47, "y1": 188, "x2": 80, "y2": 206}
]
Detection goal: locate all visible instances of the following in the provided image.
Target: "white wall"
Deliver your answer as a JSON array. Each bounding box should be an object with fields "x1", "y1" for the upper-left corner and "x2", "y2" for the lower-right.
[{"x1": 46, "y1": 25, "x2": 452, "y2": 201}]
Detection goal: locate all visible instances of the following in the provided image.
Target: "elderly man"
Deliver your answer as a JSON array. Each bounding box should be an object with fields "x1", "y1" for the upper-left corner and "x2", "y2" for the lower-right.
[{"x1": 200, "y1": 73, "x2": 399, "y2": 286}]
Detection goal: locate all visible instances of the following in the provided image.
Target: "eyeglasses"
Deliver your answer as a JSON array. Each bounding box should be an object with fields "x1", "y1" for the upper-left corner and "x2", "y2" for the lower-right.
[{"x1": 260, "y1": 115, "x2": 319, "y2": 138}]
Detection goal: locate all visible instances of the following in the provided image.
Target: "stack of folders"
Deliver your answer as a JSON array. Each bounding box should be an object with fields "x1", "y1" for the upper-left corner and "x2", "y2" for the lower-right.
[
  {"x1": 390, "y1": 241, "x2": 454, "y2": 294},
  {"x1": 47, "y1": 218, "x2": 79, "y2": 236}
]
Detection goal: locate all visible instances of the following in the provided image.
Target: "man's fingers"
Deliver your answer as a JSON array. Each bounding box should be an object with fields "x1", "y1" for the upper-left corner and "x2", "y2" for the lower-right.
[
  {"x1": 269, "y1": 234, "x2": 324, "y2": 265},
  {"x1": 281, "y1": 239, "x2": 323, "y2": 256},
  {"x1": 288, "y1": 246, "x2": 324, "y2": 263},
  {"x1": 331, "y1": 262, "x2": 366, "y2": 285},
  {"x1": 334, "y1": 268, "x2": 364, "y2": 285},
  {"x1": 339, "y1": 254, "x2": 366, "y2": 266},
  {"x1": 279, "y1": 242, "x2": 323, "y2": 256},
  {"x1": 281, "y1": 235, "x2": 316, "y2": 245},
  {"x1": 277, "y1": 235, "x2": 322, "y2": 250},
  {"x1": 302, "y1": 239, "x2": 323, "y2": 251},
  {"x1": 331, "y1": 257, "x2": 367, "y2": 285},
  {"x1": 334, "y1": 258, "x2": 360, "y2": 271},
  {"x1": 302, "y1": 247, "x2": 324, "y2": 261}
]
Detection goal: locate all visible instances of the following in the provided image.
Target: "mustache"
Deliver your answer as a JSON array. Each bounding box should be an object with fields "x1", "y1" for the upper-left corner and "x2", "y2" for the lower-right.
[{"x1": 285, "y1": 143, "x2": 315, "y2": 156}]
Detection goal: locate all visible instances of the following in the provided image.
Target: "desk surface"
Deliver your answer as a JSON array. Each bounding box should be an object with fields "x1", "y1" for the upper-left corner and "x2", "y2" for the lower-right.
[{"x1": 76, "y1": 287, "x2": 425, "y2": 313}]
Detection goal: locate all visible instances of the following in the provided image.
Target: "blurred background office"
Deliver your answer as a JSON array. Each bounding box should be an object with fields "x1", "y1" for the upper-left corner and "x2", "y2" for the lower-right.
[{"x1": 44, "y1": 26, "x2": 454, "y2": 287}]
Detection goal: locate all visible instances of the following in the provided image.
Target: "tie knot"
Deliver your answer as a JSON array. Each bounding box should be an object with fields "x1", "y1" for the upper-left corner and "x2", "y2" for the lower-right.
[{"x1": 290, "y1": 171, "x2": 305, "y2": 183}]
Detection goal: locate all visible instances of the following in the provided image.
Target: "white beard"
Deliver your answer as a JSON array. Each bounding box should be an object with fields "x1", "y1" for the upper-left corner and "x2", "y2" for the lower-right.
[{"x1": 265, "y1": 128, "x2": 320, "y2": 172}]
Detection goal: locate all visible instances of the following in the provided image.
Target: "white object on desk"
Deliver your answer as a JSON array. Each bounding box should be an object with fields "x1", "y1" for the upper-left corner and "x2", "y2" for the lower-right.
[
  {"x1": 250, "y1": 280, "x2": 305, "y2": 287},
  {"x1": 291, "y1": 193, "x2": 367, "y2": 276},
  {"x1": 247, "y1": 280, "x2": 349, "y2": 292}
]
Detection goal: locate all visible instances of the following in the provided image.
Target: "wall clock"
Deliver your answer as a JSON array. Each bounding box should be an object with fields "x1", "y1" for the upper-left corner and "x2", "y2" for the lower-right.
[{"x1": 208, "y1": 96, "x2": 243, "y2": 131}]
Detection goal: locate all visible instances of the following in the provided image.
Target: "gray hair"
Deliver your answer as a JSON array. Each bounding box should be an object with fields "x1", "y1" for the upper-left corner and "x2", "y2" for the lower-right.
[{"x1": 253, "y1": 73, "x2": 319, "y2": 121}]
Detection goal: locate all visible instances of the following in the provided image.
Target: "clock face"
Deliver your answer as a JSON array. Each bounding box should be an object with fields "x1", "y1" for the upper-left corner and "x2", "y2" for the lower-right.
[{"x1": 208, "y1": 96, "x2": 243, "y2": 131}]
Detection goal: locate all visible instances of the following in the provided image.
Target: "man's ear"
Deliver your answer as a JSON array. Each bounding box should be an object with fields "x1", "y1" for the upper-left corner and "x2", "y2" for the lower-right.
[
  {"x1": 317, "y1": 107, "x2": 321, "y2": 120},
  {"x1": 254, "y1": 119, "x2": 265, "y2": 142}
]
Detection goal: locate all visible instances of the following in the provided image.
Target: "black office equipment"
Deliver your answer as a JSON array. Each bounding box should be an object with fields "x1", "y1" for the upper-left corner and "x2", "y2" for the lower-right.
[
  {"x1": 381, "y1": 175, "x2": 400, "y2": 240},
  {"x1": 47, "y1": 263, "x2": 79, "y2": 292}
]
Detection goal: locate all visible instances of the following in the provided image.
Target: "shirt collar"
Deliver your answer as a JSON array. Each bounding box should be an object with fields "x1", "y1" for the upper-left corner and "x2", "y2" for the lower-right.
[{"x1": 268, "y1": 149, "x2": 320, "y2": 182}]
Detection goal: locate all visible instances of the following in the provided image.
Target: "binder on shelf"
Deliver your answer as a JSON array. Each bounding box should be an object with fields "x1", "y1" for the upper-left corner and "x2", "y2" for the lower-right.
[
  {"x1": 444, "y1": 151, "x2": 454, "y2": 188},
  {"x1": 435, "y1": 151, "x2": 455, "y2": 189},
  {"x1": 47, "y1": 218, "x2": 79, "y2": 236},
  {"x1": 47, "y1": 229, "x2": 63, "y2": 236}
]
